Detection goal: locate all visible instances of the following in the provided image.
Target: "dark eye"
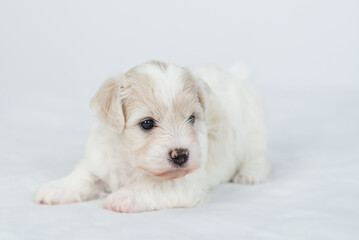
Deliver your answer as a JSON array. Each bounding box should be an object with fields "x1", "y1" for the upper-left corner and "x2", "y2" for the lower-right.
[
  {"x1": 188, "y1": 115, "x2": 195, "y2": 124},
  {"x1": 140, "y1": 119, "x2": 155, "y2": 130}
]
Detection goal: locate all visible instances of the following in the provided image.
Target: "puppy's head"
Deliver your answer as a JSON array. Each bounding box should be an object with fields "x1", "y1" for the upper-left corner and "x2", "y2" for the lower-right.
[{"x1": 91, "y1": 61, "x2": 209, "y2": 180}]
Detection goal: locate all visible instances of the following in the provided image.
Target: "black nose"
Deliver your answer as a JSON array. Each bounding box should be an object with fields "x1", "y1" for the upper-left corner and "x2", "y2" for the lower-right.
[{"x1": 169, "y1": 148, "x2": 189, "y2": 166}]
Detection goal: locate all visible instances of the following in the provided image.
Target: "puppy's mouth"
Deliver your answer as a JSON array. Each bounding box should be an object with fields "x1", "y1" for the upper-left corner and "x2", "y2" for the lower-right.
[
  {"x1": 137, "y1": 166, "x2": 194, "y2": 180},
  {"x1": 154, "y1": 169, "x2": 192, "y2": 180}
]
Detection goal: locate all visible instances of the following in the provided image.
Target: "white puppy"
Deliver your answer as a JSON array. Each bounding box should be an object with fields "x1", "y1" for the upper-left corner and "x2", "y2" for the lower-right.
[{"x1": 34, "y1": 61, "x2": 270, "y2": 213}]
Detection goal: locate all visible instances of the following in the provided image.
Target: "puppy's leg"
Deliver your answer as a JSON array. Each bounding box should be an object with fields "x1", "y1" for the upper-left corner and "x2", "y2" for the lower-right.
[
  {"x1": 34, "y1": 164, "x2": 103, "y2": 204},
  {"x1": 233, "y1": 158, "x2": 270, "y2": 184},
  {"x1": 232, "y1": 125, "x2": 271, "y2": 184},
  {"x1": 103, "y1": 178, "x2": 209, "y2": 213},
  {"x1": 233, "y1": 108, "x2": 270, "y2": 184}
]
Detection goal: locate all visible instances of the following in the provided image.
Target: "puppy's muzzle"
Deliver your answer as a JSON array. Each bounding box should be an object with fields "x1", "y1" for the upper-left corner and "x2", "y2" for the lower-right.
[{"x1": 169, "y1": 148, "x2": 189, "y2": 166}]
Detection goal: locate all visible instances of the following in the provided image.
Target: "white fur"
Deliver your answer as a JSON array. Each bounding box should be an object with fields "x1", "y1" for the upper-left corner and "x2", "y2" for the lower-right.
[{"x1": 34, "y1": 61, "x2": 270, "y2": 212}]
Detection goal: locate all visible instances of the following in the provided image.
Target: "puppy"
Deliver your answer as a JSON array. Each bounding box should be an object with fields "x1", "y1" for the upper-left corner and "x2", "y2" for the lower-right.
[{"x1": 34, "y1": 61, "x2": 270, "y2": 213}]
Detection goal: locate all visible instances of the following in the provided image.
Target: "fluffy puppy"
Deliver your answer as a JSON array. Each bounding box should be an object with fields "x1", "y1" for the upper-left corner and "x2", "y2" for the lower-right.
[{"x1": 34, "y1": 61, "x2": 270, "y2": 213}]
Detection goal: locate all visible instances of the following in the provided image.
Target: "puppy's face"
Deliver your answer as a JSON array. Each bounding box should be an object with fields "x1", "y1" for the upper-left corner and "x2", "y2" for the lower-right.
[{"x1": 91, "y1": 61, "x2": 209, "y2": 180}]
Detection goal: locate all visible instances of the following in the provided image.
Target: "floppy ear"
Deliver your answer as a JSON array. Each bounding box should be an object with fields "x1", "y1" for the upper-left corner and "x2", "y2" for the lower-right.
[
  {"x1": 90, "y1": 76, "x2": 125, "y2": 133},
  {"x1": 195, "y1": 78, "x2": 211, "y2": 117}
]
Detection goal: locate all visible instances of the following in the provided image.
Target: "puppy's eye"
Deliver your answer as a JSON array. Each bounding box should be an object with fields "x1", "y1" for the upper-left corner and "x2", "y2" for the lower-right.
[
  {"x1": 140, "y1": 119, "x2": 155, "y2": 130},
  {"x1": 188, "y1": 115, "x2": 195, "y2": 124}
]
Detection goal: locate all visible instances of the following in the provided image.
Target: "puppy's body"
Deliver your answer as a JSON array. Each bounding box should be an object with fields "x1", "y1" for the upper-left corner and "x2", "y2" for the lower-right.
[{"x1": 35, "y1": 61, "x2": 270, "y2": 212}]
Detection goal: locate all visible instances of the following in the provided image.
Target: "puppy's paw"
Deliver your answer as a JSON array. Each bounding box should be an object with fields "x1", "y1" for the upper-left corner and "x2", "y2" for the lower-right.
[
  {"x1": 233, "y1": 160, "x2": 270, "y2": 184},
  {"x1": 232, "y1": 172, "x2": 267, "y2": 184},
  {"x1": 103, "y1": 190, "x2": 150, "y2": 213},
  {"x1": 34, "y1": 180, "x2": 86, "y2": 205}
]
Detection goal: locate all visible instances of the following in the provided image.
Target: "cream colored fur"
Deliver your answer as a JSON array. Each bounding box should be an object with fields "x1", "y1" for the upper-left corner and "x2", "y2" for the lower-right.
[{"x1": 34, "y1": 61, "x2": 270, "y2": 212}]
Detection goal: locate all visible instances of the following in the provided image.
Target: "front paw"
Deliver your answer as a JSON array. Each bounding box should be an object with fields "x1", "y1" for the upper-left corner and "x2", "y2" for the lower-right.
[
  {"x1": 34, "y1": 180, "x2": 85, "y2": 205},
  {"x1": 103, "y1": 190, "x2": 151, "y2": 213}
]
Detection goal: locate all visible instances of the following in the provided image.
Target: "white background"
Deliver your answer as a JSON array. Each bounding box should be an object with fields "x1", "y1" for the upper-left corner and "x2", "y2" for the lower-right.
[{"x1": 0, "y1": 1, "x2": 358, "y2": 239}]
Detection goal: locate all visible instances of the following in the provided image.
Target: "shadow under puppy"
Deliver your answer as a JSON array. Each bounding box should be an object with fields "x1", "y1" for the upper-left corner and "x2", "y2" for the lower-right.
[{"x1": 34, "y1": 60, "x2": 270, "y2": 213}]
